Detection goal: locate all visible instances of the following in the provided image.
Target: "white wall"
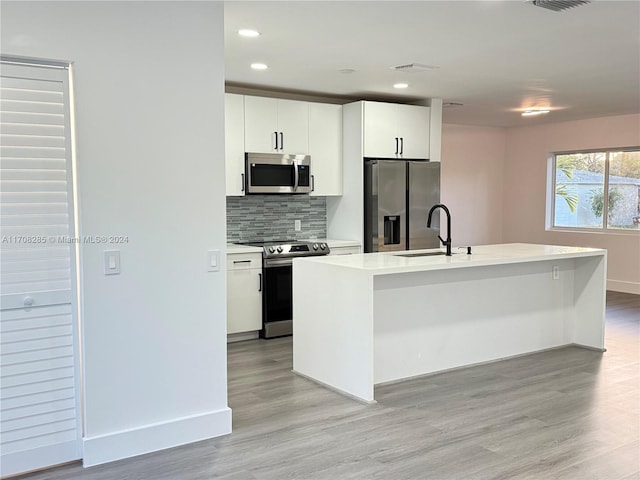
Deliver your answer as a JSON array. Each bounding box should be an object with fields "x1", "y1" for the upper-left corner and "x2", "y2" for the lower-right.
[
  {"x1": 440, "y1": 116, "x2": 640, "y2": 293},
  {"x1": 503, "y1": 114, "x2": 640, "y2": 294},
  {"x1": 441, "y1": 123, "x2": 507, "y2": 246},
  {"x1": 1, "y1": 1, "x2": 230, "y2": 466}
]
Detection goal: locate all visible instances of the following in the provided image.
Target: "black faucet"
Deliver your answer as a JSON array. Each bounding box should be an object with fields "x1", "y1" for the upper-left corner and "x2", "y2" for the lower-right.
[{"x1": 427, "y1": 204, "x2": 452, "y2": 256}]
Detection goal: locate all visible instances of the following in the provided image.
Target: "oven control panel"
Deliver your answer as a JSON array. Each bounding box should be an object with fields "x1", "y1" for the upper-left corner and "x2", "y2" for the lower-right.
[{"x1": 264, "y1": 242, "x2": 329, "y2": 258}]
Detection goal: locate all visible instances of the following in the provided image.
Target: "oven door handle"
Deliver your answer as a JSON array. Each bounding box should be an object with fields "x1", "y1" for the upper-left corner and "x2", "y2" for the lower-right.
[
  {"x1": 292, "y1": 158, "x2": 299, "y2": 192},
  {"x1": 264, "y1": 259, "x2": 294, "y2": 267}
]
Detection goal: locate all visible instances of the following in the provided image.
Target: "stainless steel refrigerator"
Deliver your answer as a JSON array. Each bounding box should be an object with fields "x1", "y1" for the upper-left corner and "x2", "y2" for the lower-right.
[{"x1": 364, "y1": 159, "x2": 440, "y2": 252}]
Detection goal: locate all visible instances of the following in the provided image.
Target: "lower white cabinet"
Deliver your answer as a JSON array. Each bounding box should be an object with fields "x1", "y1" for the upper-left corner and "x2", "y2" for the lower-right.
[{"x1": 227, "y1": 252, "x2": 262, "y2": 335}]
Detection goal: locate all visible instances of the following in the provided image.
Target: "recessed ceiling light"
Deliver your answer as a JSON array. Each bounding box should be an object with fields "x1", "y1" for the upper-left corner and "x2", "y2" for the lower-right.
[
  {"x1": 238, "y1": 29, "x2": 260, "y2": 37},
  {"x1": 251, "y1": 63, "x2": 268, "y2": 70},
  {"x1": 394, "y1": 83, "x2": 409, "y2": 89},
  {"x1": 339, "y1": 68, "x2": 356, "y2": 74},
  {"x1": 522, "y1": 109, "x2": 550, "y2": 117}
]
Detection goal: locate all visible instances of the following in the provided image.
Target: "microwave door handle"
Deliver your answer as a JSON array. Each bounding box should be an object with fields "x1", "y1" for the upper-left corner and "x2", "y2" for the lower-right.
[{"x1": 292, "y1": 159, "x2": 299, "y2": 192}]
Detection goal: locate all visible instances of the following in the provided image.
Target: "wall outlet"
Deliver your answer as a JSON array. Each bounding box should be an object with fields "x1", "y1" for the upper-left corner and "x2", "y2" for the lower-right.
[
  {"x1": 294, "y1": 219, "x2": 301, "y2": 231},
  {"x1": 552, "y1": 265, "x2": 560, "y2": 280}
]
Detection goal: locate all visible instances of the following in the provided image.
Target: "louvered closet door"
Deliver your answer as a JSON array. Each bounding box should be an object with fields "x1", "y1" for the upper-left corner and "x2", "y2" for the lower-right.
[{"x1": 0, "y1": 61, "x2": 82, "y2": 477}]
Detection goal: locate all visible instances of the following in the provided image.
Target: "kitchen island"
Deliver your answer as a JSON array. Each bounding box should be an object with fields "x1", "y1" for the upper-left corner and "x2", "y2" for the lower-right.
[{"x1": 292, "y1": 243, "x2": 607, "y2": 403}]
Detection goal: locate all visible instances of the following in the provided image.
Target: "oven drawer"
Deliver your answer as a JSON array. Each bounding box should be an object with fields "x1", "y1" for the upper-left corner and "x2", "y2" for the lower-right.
[{"x1": 227, "y1": 252, "x2": 262, "y2": 270}]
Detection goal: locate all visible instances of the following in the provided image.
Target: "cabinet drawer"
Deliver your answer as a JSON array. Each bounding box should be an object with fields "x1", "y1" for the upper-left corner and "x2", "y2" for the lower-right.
[{"x1": 227, "y1": 253, "x2": 262, "y2": 270}]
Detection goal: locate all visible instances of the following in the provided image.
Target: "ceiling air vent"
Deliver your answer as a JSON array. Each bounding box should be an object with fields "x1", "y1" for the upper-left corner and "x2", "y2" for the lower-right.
[
  {"x1": 530, "y1": 0, "x2": 590, "y2": 12},
  {"x1": 443, "y1": 102, "x2": 464, "y2": 108},
  {"x1": 392, "y1": 63, "x2": 439, "y2": 73}
]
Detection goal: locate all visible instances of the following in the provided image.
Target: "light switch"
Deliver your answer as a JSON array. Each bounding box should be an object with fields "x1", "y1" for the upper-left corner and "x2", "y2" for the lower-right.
[
  {"x1": 104, "y1": 250, "x2": 121, "y2": 275},
  {"x1": 208, "y1": 249, "x2": 220, "y2": 272}
]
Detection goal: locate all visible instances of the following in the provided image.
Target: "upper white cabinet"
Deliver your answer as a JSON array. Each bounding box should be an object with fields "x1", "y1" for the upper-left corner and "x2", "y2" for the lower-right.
[
  {"x1": 309, "y1": 103, "x2": 342, "y2": 196},
  {"x1": 225, "y1": 93, "x2": 245, "y2": 196},
  {"x1": 363, "y1": 101, "x2": 430, "y2": 159},
  {"x1": 244, "y1": 96, "x2": 309, "y2": 155}
]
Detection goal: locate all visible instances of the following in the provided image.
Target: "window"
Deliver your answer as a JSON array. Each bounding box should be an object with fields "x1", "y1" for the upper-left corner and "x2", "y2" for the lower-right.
[{"x1": 550, "y1": 148, "x2": 640, "y2": 231}]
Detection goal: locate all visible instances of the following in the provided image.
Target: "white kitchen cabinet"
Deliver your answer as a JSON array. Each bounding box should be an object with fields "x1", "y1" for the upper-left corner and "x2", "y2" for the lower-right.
[
  {"x1": 225, "y1": 93, "x2": 246, "y2": 196},
  {"x1": 309, "y1": 103, "x2": 342, "y2": 196},
  {"x1": 227, "y1": 252, "x2": 262, "y2": 335},
  {"x1": 244, "y1": 96, "x2": 309, "y2": 155},
  {"x1": 363, "y1": 101, "x2": 430, "y2": 159}
]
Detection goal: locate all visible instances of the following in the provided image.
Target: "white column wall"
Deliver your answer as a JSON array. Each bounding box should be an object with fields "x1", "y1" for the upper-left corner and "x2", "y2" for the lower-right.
[{"x1": 1, "y1": 1, "x2": 230, "y2": 466}]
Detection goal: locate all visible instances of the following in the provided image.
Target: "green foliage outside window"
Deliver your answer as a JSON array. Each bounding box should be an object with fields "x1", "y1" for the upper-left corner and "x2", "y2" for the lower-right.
[{"x1": 589, "y1": 188, "x2": 622, "y2": 219}]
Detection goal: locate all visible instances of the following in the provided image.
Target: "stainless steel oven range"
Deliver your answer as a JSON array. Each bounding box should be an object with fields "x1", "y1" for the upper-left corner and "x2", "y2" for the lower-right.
[{"x1": 242, "y1": 240, "x2": 330, "y2": 338}]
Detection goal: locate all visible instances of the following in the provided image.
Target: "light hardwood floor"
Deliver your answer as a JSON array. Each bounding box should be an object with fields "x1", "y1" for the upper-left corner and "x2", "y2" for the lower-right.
[{"x1": 16, "y1": 291, "x2": 639, "y2": 479}]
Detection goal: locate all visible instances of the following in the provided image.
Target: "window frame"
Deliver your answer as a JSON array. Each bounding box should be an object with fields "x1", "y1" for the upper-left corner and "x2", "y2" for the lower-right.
[{"x1": 547, "y1": 146, "x2": 640, "y2": 234}]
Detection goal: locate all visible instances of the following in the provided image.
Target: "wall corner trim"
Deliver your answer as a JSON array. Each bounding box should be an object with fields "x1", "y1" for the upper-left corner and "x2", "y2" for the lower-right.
[{"x1": 82, "y1": 408, "x2": 232, "y2": 467}]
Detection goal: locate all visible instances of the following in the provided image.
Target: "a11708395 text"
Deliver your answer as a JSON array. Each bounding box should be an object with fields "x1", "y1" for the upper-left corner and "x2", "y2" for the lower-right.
[{"x1": 1, "y1": 235, "x2": 129, "y2": 245}]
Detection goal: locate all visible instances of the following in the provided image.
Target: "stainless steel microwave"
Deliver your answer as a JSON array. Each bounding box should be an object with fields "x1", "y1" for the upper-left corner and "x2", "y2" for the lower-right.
[{"x1": 245, "y1": 153, "x2": 312, "y2": 194}]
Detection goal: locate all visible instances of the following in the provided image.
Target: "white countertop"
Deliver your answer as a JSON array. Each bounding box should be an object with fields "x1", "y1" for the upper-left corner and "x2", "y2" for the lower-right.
[
  {"x1": 226, "y1": 243, "x2": 263, "y2": 255},
  {"x1": 311, "y1": 238, "x2": 361, "y2": 248},
  {"x1": 297, "y1": 243, "x2": 606, "y2": 276}
]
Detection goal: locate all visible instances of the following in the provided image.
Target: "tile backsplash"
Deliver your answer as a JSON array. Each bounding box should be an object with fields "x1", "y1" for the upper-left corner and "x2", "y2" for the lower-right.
[{"x1": 226, "y1": 195, "x2": 327, "y2": 243}]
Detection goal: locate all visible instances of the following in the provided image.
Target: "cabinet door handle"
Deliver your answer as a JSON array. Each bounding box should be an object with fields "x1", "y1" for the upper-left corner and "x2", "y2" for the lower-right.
[
  {"x1": 258, "y1": 273, "x2": 262, "y2": 292},
  {"x1": 233, "y1": 260, "x2": 252, "y2": 264},
  {"x1": 400, "y1": 137, "x2": 404, "y2": 155},
  {"x1": 395, "y1": 137, "x2": 399, "y2": 155},
  {"x1": 241, "y1": 173, "x2": 245, "y2": 192},
  {"x1": 274, "y1": 131, "x2": 279, "y2": 150},
  {"x1": 279, "y1": 132, "x2": 284, "y2": 150},
  {"x1": 311, "y1": 174, "x2": 315, "y2": 192}
]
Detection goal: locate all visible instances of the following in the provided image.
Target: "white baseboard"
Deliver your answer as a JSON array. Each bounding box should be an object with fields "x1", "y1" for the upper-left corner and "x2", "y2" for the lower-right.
[
  {"x1": 607, "y1": 279, "x2": 640, "y2": 295},
  {"x1": 82, "y1": 407, "x2": 232, "y2": 467}
]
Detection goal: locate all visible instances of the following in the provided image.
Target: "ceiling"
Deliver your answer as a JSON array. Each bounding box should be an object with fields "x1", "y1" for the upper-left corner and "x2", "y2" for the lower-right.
[{"x1": 224, "y1": 0, "x2": 640, "y2": 128}]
